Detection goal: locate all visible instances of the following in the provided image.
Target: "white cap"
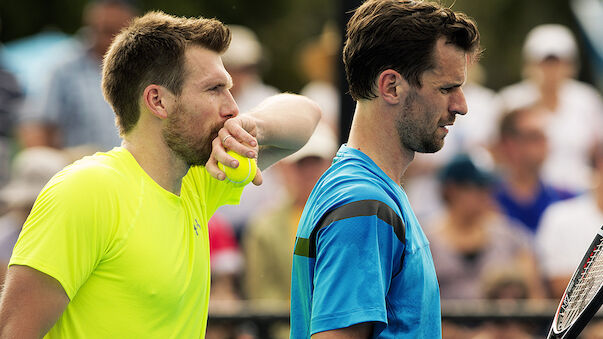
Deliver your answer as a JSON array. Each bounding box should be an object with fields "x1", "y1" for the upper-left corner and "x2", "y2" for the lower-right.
[
  {"x1": 222, "y1": 25, "x2": 262, "y2": 68},
  {"x1": 284, "y1": 123, "x2": 338, "y2": 163},
  {"x1": 523, "y1": 24, "x2": 578, "y2": 62},
  {"x1": 0, "y1": 147, "x2": 69, "y2": 208}
]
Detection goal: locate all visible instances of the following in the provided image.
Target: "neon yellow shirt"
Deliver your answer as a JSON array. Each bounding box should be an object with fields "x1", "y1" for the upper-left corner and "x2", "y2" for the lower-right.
[{"x1": 10, "y1": 147, "x2": 244, "y2": 338}]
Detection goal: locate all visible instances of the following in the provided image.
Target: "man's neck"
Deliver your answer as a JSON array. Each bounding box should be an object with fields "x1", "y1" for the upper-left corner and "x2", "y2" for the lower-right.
[
  {"x1": 346, "y1": 101, "x2": 414, "y2": 185},
  {"x1": 122, "y1": 131, "x2": 189, "y2": 196}
]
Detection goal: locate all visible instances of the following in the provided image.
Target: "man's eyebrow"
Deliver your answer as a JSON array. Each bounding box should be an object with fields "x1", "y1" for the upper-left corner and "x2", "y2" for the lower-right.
[
  {"x1": 197, "y1": 72, "x2": 233, "y2": 89},
  {"x1": 440, "y1": 82, "x2": 465, "y2": 89},
  {"x1": 443, "y1": 78, "x2": 466, "y2": 88}
]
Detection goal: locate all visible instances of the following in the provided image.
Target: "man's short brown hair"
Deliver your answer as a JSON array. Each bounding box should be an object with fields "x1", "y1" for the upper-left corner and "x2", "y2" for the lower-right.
[
  {"x1": 343, "y1": 0, "x2": 480, "y2": 101},
  {"x1": 102, "y1": 11, "x2": 231, "y2": 135}
]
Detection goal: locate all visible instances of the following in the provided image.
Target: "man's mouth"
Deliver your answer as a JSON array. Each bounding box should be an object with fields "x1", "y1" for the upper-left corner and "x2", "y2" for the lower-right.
[{"x1": 439, "y1": 118, "x2": 457, "y2": 135}]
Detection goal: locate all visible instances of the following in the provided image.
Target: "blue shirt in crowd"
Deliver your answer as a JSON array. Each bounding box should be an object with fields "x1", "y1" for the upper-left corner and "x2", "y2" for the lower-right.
[{"x1": 495, "y1": 180, "x2": 576, "y2": 233}]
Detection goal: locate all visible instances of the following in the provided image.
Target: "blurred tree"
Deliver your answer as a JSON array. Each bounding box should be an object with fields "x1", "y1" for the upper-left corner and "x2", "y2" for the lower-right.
[{"x1": 0, "y1": 0, "x2": 85, "y2": 40}]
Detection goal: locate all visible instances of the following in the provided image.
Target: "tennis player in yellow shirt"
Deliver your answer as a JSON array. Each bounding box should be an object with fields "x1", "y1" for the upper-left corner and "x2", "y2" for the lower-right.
[{"x1": 0, "y1": 11, "x2": 320, "y2": 338}]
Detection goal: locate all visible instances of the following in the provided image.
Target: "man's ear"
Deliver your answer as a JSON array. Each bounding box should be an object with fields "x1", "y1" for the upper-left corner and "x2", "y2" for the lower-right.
[
  {"x1": 142, "y1": 84, "x2": 172, "y2": 119},
  {"x1": 377, "y1": 69, "x2": 408, "y2": 105}
]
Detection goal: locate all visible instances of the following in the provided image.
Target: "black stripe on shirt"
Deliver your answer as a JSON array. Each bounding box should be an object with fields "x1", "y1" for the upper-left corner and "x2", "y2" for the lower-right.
[{"x1": 294, "y1": 199, "x2": 406, "y2": 258}]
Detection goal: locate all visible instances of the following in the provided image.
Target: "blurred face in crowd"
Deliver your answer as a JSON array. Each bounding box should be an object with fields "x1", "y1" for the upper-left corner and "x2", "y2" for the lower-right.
[
  {"x1": 162, "y1": 46, "x2": 239, "y2": 166},
  {"x1": 528, "y1": 56, "x2": 575, "y2": 90},
  {"x1": 396, "y1": 39, "x2": 469, "y2": 154},
  {"x1": 444, "y1": 182, "x2": 494, "y2": 219},
  {"x1": 86, "y1": 3, "x2": 136, "y2": 59},
  {"x1": 280, "y1": 156, "x2": 332, "y2": 205},
  {"x1": 503, "y1": 109, "x2": 549, "y2": 173}
]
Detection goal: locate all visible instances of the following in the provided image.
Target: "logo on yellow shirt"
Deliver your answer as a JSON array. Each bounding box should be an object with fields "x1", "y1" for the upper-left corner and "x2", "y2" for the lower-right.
[{"x1": 194, "y1": 219, "x2": 201, "y2": 236}]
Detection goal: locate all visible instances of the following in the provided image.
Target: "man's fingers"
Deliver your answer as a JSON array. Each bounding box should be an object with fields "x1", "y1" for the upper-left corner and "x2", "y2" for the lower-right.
[
  {"x1": 205, "y1": 157, "x2": 226, "y2": 181},
  {"x1": 218, "y1": 129, "x2": 258, "y2": 159},
  {"x1": 223, "y1": 117, "x2": 258, "y2": 146},
  {"x1": 252, "y1": 168, "x2": 263, "y2": 186},
  {"x1": 205, "y1": 137, "x2": 228, "y2": 181}
]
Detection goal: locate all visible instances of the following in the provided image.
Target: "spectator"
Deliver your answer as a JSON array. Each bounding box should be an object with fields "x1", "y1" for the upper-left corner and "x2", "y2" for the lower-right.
[
  {"x1": 0, "y1": 15, "x2": 24, "y2": 185},
  {"x1": 208, "y1": 214, "x2": 244, "y2": 303},
  {"x1": 536, "y1": 140, "x2": 603, "y2": 299},
  {"x1": 0, "y1": 147, "x2": 69, "y2": 283},
  {"x1": 217, "y1": 25, "x2": 284, "y2": 236},
  {"x1": 0, "y1": 59, "x2": 23, "y2": 187},
  {"x1": 206, "y1": 214, "x2": 248, "y2": 339},
  {"x1": 497, "y1": 24, "x2": 603, "y2": 193},
  {"x1": 426, "y1": 153, "x2": 545, "y2": 300},
  {"x1": 297, "y1": 23, "x2": 341, "y2": 134},
  {"x1": 243, "y1": 123, "x2": 337, "y2": 339},
  {"x1": 18, "y1": 0, "x2": 138, "y2": 150},
  {"x1": 470, "y1": 270, "x2": 537, "y2": 339},
  {"x1": 243, "y1": 123, "x2": 337, "y2": 302},
  {"x1": 493, "y1": 106, "x2": 575, "y2": 233}
]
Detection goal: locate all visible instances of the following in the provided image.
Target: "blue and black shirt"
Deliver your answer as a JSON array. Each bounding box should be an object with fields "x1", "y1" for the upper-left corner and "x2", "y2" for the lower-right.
[{"x1": 290, "y1": 145, "x2": 441, "y2": 338}]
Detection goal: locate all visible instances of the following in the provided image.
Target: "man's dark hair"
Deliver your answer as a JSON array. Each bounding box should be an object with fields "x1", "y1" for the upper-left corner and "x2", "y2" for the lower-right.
[
  {"x1": 343, "y1": 0, "x2": 481, "y2": 101},
  {"x1": 102, "y1": 11, "x2": 231, "y2": 135}
]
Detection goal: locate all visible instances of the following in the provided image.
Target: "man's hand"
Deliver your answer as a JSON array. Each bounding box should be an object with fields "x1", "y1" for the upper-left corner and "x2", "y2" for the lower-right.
[
  {"x1": 205, "y1": 93, "x2": 321, "y2": 184},
  {"x1": 205, "y1": 115, "x2": 263, "y2": 185}
]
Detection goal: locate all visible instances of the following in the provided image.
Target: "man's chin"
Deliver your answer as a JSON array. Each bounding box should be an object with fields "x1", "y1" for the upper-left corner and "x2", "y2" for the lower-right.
[
  {"x1": 417, "y1": 140, "x2": 444, "y2": 153},
  {"x1": 169, "y1": 148, "x2": 210, "y2": 168}
]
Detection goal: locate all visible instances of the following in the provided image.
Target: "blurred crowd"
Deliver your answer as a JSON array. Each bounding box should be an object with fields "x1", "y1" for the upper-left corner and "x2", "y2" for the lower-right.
[{"x1": 1, "y1": 1, "x2": 603, "y2": 339}]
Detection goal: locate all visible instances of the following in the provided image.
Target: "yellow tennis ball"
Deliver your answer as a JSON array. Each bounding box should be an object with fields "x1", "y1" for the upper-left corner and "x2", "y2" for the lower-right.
[{"x1": 218, "y1": 150, "x2": 257, "y2": 187}]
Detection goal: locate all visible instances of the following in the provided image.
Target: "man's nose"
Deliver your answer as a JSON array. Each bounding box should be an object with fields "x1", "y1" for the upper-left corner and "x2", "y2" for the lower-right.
[{"x1": 450, "y1": 89, "x2": 468, "y2": 116}]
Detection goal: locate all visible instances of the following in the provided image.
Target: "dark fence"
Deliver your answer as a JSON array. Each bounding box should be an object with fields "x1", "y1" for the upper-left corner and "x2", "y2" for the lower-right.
[{"x1": 208, "y1": 299, "x2": 603, "y2": 338}]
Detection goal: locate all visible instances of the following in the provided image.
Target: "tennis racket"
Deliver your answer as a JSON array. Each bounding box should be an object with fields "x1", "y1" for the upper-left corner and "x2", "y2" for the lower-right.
[{"x1": 547, "y1": 225, "x2": 603, "y2": 339}]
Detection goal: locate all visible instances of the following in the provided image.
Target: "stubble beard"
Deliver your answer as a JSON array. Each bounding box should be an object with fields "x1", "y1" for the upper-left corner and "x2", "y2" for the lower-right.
[
  {"x1": 396, "y1": 90, "x2": 444, "y2": 154},
  {"x1": 162, "y1": 102, "x2": 221, "y2": 167}
]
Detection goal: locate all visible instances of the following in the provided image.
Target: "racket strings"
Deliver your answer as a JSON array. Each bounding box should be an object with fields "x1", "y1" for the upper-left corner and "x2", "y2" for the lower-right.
[{"x1": 557, "y1": 240, "x2": 603, "y2": 330}]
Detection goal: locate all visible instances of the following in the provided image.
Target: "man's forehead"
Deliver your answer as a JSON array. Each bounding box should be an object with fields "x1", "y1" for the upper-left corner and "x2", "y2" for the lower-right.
[
  {"x1": 184, "y1": 46, "x2": 232, "y2": 85},
  {"x1": 425, "y1": 41, "x2": 467, "y2": 84}
]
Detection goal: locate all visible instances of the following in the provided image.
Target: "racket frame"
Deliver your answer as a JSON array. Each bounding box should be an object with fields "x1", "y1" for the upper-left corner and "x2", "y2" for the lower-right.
[{"x1": 547, "y1": 226, "x2": 603, "y2": 339}]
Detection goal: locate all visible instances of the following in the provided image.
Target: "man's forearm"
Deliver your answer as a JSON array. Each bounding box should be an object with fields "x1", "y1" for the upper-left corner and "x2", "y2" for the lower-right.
[{"x1": 250, "y1": 93, "x2": 321, "y2": 169}]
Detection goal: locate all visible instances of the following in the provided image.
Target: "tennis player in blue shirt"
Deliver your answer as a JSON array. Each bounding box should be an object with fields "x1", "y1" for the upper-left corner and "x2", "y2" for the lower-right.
[{"x1": 290, "y1": 0, "x2": 481, "y2": 337}]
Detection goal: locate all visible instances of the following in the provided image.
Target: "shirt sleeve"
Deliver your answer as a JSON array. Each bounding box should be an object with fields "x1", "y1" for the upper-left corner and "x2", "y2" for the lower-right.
[
  {"x1": 310, "y1": 199, "x2": 405, "y2": 335},
  {"x1": 185, "y1": 166, "x2": 244, "y2": 217},
  {"x1": 9, "y1": 167, "x2": 118, "y2": 299}
]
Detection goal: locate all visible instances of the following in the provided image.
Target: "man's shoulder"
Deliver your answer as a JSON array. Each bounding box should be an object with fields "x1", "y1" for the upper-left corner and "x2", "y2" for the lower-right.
[
  {"x1": 306, "y1": 172, "x2": 403, "y2": 230},
  {"x1": 323, "y1": 152, "x2": 393, "y2": 193},
  {"x1": 49, "y1": 149, "x2": 133, "y2": 194},
  {"x1": 315, "y1": 168, "x2": 394, "y2": 208}
]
